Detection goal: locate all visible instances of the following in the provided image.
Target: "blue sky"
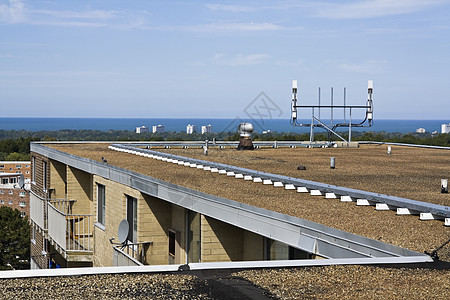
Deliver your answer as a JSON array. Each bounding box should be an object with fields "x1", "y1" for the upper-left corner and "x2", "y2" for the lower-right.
[{"x1": 1, "y1": 0, "x2": 449, "y2": 119}]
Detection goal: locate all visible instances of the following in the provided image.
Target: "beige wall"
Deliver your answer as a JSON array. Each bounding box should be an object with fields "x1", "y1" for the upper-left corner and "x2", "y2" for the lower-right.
[
  {"x1": 93, "y1": 175, "x2": 141, "y2": 267},
  {"x1": 49, "y1": 159, "x2": 66, "y2": 199},
  {"x1": 201, "y1": 215, "x2": 245, "y2": 262},
  {"x1": 243, "y1": 231, "x2": 264, "y2": 261},
  {"x1": 67, "y1": 166, "x2": 92, "y2": 215},
  {"x1": 141, "y1": 193, "x2": 172, "y2": 265}
]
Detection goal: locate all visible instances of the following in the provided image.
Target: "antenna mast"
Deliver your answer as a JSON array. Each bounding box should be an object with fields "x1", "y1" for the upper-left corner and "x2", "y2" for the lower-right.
[{"x1": 291, "y1": 80, "x2": 374, "y2": 146}]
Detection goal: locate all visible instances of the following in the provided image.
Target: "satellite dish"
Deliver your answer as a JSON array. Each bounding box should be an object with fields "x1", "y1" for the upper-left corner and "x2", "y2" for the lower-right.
[
  {"x1": 118, "y1": 220, "x2": 129, "y2": 244},
  {"x1": 18, "y1": 174, "x2": 24, "y2": 189}
]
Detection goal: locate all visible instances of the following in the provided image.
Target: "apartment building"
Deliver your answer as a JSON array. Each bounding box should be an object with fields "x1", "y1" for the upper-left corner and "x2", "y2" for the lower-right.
[
  {"x1": 29, "y1": 143, "x2": 307, "y2": 269},
  {"x1": 201, "y1": 124, "x2": 212, "y2": 134},
  {"x1": 0, "y1": 161, "x2": 31, "y2": 176},
  {"x1": 29, "y1": 142, "x2": 436, "y2": 270},
  {"x1": 186, "y1": 124, "x2": 197, "y2": 134},
  {"x1": 0, "y1": 161, "x2": 31, "y2": 217},
  {"x1": 152, "y1": 125, "x2": 165, "y2": 133},
  {"x1": 135, "y1": 126, "x2": 149, "y2": 134}
]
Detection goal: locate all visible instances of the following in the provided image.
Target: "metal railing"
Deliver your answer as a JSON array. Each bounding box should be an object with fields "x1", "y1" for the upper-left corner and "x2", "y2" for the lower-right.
[
  {"x1": 48, "y1": 198, "x2": 75, "y2": 215},
  {"x1": 113, "y1": 242, "x2": 152, "y2": 266},
  {"x1": 30, "y1": 191, "x2": 46, "y2": 230},
  {"x1": 47, "y1": 199, "x2": 93, "y2": 252}
]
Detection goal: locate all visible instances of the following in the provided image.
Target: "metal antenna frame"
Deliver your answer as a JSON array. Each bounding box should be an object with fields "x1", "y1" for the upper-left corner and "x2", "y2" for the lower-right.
[{"x1": 291, "y1": 80, "x2": 373, "y2": 144}]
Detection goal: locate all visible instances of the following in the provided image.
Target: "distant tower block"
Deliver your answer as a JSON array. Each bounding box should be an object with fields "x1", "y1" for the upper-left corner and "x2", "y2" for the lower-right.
[
  {"x1": 186, "y1": 124, "x2": 197, "y2": 134},
  {"x1": 237, "y1": 122, "x2": 255, "y2": 150},
  {"x1": 201, "y1": 124, "x2": 212, "y2": 134}
]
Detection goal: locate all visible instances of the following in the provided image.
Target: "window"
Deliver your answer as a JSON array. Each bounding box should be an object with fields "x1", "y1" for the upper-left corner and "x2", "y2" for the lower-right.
[
  {"x1": 32, "y1": 157, "x2": 36, "y2": 183},
  {"x1": 187, "y1": 211, "x2": 201, "y2": 263},
  {"x1": 10, "y1": 177, "x2": 17, "y2": 184},
  {"x1": 0, "y1": 190, "x2": 3, "y2": 194},
  {"x1": 97, "y1": 183, "x2": 106, "y2": 226},
  {"x1": 20, "y1": 212, "x2": 26, "y2": 218},
  {"x1": 19, "y1": 201, "x2": 26, "y2": 207},
  {"x1": 169, "y1": 230, "x2": 176, "y2": 257},
  {"x1": 43, "y1": 161, "x2": 47, "y2": 191},
  {"x1": 126, "y1": 195, "x2": 137, "y2": 243},
  {"x1": 9, "y1": 190, "x2": 13, "y2": 195},
  {"x1": 0, "y1": 200, "x2": 4, "y2": 204},
  {"x1": 26, "y1": 165, "x2": 30, "y2": 168},
  {"x1": 16, "y1": 165, "x2": 22, "y2": 168},
  {"x1": 32, "y1": 226, "x2": 36, "y2": 242},
  {"x1": 20, "y1": 191, "x2": 26, "y2": 197},
  {"x1": 9, "y1": 200, "x2": 13, "y2": 205},
  {"x1": 2, "y1": 178, "x2": 8, "y2": 184},
  {"x1": 0, "y1": 165, "x2": 4, "y2": 168}
]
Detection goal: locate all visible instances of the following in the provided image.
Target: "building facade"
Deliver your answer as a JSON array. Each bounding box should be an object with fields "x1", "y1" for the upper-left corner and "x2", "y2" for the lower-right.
[
  {"x1": 0, "y1": 161, "x2": 31, "y2": 176},
  {"x1": 0, "y1": 161, "x2": 31, "y2": 218},
  {"x1": 152, "y1": 125, "x2": 165, "y2": 134},
  {"x1": 29, "y1": 143, "x2": 311, "y2": 270},
  {"x1": 135, "y1": 126, "x2": 149, "y2": 133},
  {"x1": 29, "y1": 142, "x2": 425, "y2": 270},
  {"x1": 186, "y1": 124, "x2": 197, "y2": 134},
  {"x1": 442, "y1": 123, "x2": 450, "y2": 134},
  {"x1": 201, "y1": 124, "x2": 212, "y2": 134}
]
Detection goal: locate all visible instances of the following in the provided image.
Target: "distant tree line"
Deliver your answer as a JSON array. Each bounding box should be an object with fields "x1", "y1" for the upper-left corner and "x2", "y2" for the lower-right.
[{"x1": 0, "y1": 129, "x2": 449, "y2": 160}]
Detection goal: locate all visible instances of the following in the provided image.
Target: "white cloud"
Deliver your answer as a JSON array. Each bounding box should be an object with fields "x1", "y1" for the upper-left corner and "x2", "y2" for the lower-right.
[
  {"x1": 184, "y1": 22, "x2": 284, "y2": 32},
  {"x1": 0, "y1": 0, "x2": 25, "y2": 23},
  {"x1": 316, "y1": 0, "x2": 449, "y2": 19},
  {"x1": 0, "y1": 70, "x2": 118, "y2": 78},
  {"x1": 205, "y1": 4, "x2": 254, "y2": 13},
  {"x1": 337, "y1": 60, "x2": 386, "y2": 73},
  {"x1": 212, "y1": 53, "x2": 270, "y2": 66},
  {"x1": 0, "y1": 0, "x2": 146, "y2": 29},
  {"x1": 32, "y1": 9, "x2": 116, "y2": 20}
]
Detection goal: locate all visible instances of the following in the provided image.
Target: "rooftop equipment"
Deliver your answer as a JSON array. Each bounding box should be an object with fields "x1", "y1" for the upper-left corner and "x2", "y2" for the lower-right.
[
  {"x1": 237, "y1": 122, "x2": 255, "y2": 150},
  {"x1": 291, "y1": 80, "x2": 374, "y2": 145}
]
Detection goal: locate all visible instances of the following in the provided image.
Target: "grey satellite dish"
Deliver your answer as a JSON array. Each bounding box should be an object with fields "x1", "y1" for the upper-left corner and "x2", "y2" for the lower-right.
[
  {"x1": 118, "y1": 219, "x2": 129, "y2": 244},
  {"x1": 18, "y1": 174, "x2": 25, "y2": 189}
]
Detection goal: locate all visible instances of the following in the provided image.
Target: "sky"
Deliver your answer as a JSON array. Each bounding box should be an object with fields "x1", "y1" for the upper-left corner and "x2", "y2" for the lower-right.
[{"x1": 0, "y1": 0, "x2": 449, "y2": 119}]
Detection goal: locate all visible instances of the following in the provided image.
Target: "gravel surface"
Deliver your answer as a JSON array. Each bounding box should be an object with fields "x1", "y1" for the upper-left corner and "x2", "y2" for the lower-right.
[
  {"x1": 46, "y1": 143, "x2": 450, "y2": 261},
  {"x1": 233, "y1": 265, "x2": 450, "y2": 299},
  {"x1": 160, "y1": 144, "x2": 450, "y2": 206},
  {"x1": 0, "y1": 274, "x2": 212, "y2": 299},
  {"x1": 1, "y1": 266, "x2": 448, "y2": 299}
]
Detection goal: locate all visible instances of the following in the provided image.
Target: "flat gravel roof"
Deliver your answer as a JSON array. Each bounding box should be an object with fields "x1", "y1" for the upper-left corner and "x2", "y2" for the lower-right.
[{"x1": 44, "y1": 143, "x2": 450, "y2": 261}]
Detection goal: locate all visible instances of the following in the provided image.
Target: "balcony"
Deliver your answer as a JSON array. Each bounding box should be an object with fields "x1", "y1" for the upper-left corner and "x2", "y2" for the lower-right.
[
  {"x1": 30, "y1": 192, "x2": 93, "y2": 262},
  {"x1": 113, "y1": 242, "x2": 152, "y2": 266}
]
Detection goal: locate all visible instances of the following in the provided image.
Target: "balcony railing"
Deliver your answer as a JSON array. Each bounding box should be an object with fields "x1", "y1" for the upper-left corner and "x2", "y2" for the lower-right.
[
  {"x1": 47, "y1": 199, "x2": 93, "y2": 253},
  {"x1": 30, "y1": 191, "x2": 46, "y2": 230},
  {"x1": 113, "y1": 242, "x2": 152, "y2": 266}
]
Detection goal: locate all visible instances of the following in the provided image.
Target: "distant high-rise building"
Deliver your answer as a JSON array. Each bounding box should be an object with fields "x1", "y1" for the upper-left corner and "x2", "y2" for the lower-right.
[
  {"x1": 201, "y1": 124, "x2": 212, "y2": 134},
  {"x1": 152, "y1": 125, "x2": 165, "y2": 134},
  {"x1": 441, "y1": 123, "x2": 450, "y2": 134},
  {"x1": 136, "y1": 126, "x2": 149, "y2": 133},
  {"x1": 416, "y1": 128, "x2": 426, "y2": 134},
  {"x1": 186, "y1": 124, "x2": 197, "y2": 134}
]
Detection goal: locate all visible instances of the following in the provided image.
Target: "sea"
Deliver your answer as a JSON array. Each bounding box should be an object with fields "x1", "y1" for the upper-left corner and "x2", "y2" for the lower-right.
[{"x1": 0, "y1": 118, "x2": 448, "y2": 134}]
